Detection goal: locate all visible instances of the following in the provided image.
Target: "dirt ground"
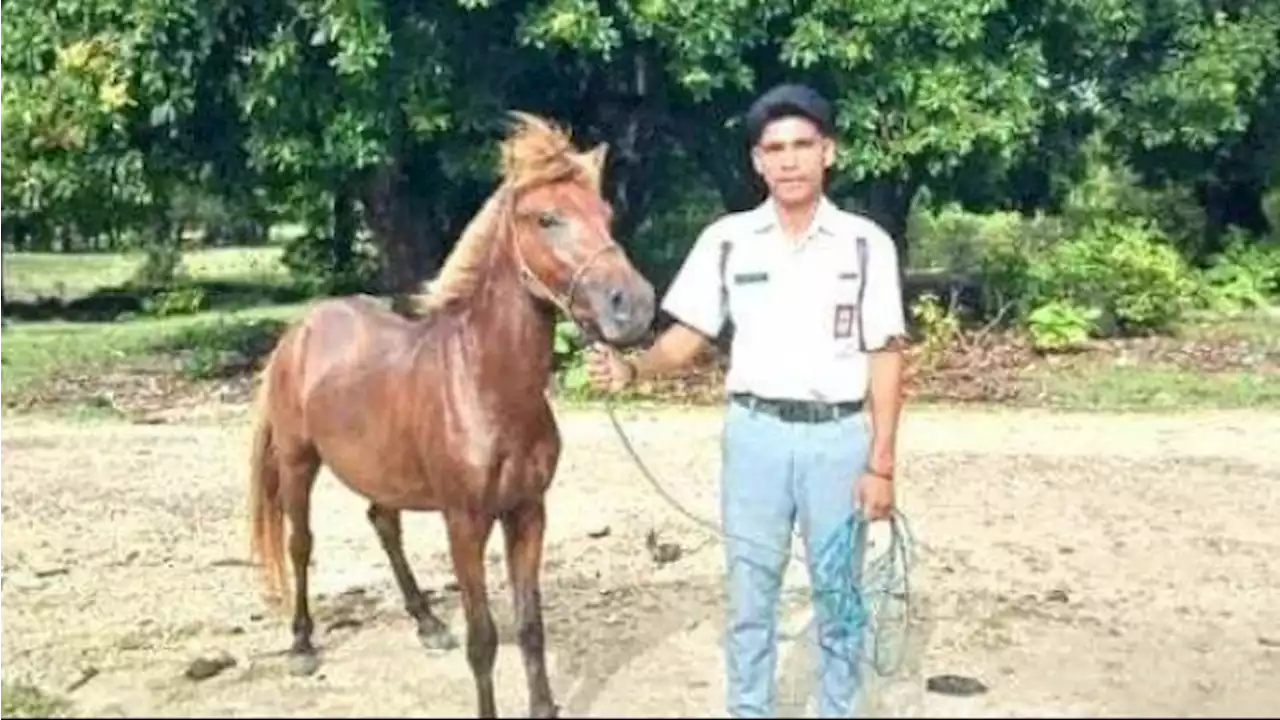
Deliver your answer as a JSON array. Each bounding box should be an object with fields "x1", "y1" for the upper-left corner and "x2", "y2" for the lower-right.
[{"x1": 3, "y1": 403, "x2": 1279, "y2": 718}]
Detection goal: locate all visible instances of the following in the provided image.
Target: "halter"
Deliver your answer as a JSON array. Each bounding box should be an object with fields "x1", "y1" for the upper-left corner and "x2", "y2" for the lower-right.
[{"x1": 510, "y1": 227, "x2": 622, "y2": 342}]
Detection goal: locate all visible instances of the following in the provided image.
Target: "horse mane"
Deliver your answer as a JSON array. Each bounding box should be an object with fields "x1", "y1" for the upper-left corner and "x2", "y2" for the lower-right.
[{"x1": 405, "y1": 112, "x2": 593, "y2": 315}]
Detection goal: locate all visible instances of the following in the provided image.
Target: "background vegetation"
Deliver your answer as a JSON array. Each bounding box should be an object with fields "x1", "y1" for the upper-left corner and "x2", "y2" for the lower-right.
[{"x1": 3, "y1": 0, "x2": 1279, "y2": 419}]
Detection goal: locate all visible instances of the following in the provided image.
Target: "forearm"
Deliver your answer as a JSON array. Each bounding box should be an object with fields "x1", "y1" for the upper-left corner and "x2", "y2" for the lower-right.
[
  {"x1": 628, "y1": 324, "x2": 710, "y2": 382},
  {"x1": 866, "y1": 342, "x2": 906, "y2": 476}
]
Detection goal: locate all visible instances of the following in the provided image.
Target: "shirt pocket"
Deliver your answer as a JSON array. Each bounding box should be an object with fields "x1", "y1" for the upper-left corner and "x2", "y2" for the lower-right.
[{"x1": 727, "y1": 269, "x2": 771, "y2": 330}]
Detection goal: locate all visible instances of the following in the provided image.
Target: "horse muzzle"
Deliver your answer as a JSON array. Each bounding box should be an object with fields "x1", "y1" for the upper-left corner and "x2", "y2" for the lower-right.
[{"x1": 581, "y1": 276, "x2": 656, "y2": 347}]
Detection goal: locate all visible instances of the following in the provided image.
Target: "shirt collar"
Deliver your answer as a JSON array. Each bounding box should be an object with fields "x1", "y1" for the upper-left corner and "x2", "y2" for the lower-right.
[{"x1": 750, "y1": 195, "x2": 839, "y2": 238}]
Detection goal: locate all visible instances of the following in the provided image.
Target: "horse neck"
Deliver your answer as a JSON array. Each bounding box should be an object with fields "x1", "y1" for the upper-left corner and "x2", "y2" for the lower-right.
[{"x1": 464, "y1": 236, "x2": 557, "y2": 394}]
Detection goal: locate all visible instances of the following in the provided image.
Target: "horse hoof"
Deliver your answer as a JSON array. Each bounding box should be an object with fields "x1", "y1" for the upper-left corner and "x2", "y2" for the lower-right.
[
  {"x1": 418, "y1": 627, "x2": 458, "y2": 652},
  {"x1": 288, "y1": 652, "x2": 321, "y2": 677},
  {"x1": 531, "y1": 703, "x2": 559, "y2": 719}
]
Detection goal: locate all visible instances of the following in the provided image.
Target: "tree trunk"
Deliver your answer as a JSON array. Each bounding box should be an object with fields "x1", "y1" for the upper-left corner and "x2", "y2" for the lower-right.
[
  {"x1": 332, "y1": 181, "x2": 356, "y2": 280},
  {"x1": 860, "y1": 177, "x2": 916, "y2": 270},
  {"x1": 360, "y1": 159, "x2": 441, "y2": 315}
]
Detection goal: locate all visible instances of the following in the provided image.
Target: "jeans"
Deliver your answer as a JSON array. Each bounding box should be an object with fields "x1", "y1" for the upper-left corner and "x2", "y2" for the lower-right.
[{"x1": 720, "y1": 399, "x2": 870, "y2": 718}]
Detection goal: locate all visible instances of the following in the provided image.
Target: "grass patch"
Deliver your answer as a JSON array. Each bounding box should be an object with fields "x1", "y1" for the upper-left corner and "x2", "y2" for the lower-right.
[
  {"x1": 1017, "y1": 308, "x2": 1280, "y2": 411},
  {"x1": 0, "y1": 680, "x2": 72, "y2": 718},
  {"x1": 1, "y1": 246, "x2": 307, "y2": 323},
  {"x1": 1179, "y1": 307, "x2": 1280, "y2": 345},
  {"x1": 1, "y1": 303, "x2": 308, "y2": 415},
  {"x1": 904, "y1": 305, "x2": 1280, "y2": 411},
  {"x1": 3, "y1": 246, "x2": 288, "y2": 301},
  {"x1": 1022, "y1": 364, "x2": 1280, "y2": 411}
]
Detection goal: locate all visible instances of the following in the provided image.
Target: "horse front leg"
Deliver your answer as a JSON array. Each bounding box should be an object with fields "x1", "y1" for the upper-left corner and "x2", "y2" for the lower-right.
[
  {"x1": 366, "y1": 503, "x2": 458, "y2": 651},
  {"x1": 444, "y1": 508, "x2": 499, "y2": 718},
  {"x1": 502, "y1": 500, "x2": 557, "y2": 718}
]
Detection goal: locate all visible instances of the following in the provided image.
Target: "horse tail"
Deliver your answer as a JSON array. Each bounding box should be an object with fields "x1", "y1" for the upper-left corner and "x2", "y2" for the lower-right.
[{"x1": 247, "y1": 363, "x2": 289, "y2": 612}]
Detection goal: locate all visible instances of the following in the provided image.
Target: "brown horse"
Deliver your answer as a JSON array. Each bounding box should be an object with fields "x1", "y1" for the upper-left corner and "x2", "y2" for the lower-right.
[{"x1": 246, "y1": 112, "x2": 656, "y2": 718}]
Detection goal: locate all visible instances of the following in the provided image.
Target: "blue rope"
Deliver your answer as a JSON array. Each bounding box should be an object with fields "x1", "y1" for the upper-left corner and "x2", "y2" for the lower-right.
[
  {"x1": 603, "y1": 400, "x2": 917, "y2": 680},
  {"x1": 805, "y1": 507, "x2": 916, "y2": 678}
]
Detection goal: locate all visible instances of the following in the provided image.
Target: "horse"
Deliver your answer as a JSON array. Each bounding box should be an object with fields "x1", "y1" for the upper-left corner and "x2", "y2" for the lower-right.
[{"x1": 245, "y1": 111, "x2": 657, "y2": 718}]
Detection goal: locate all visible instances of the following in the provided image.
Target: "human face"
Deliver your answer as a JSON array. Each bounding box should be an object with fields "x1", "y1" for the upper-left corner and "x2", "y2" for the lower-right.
[{"x1": 750, "y1": 115, "x2": 835, "y2": 208}]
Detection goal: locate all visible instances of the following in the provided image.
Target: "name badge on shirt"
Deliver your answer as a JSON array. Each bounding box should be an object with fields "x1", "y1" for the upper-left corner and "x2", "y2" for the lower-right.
[{"x1": 833, "y1": 303, "x2": 856, "y2": 339}]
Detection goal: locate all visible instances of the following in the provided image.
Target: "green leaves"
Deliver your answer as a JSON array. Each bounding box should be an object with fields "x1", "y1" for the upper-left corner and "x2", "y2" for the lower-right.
[
  {"x1": 6, "y1": 0, "x2": 1279, "y2": 285},
  {"x1": 1121, "y1": 6, "x2": 1280, "y2": 149},
  {"x1": 518, "y1": 0, "x2": 622, "y2": 59},
  {"x1": 1028, "y1": 301, "x2": 1101, "y2": 352}
]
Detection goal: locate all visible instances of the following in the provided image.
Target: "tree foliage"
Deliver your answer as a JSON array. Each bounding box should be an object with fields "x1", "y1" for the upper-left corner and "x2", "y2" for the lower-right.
[{"x1": 4, "y1": 0, "x2": 1279, "y2": 295}]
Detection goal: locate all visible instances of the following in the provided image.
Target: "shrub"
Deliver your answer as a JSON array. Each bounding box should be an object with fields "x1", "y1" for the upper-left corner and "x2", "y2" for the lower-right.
[
  {"x1": 1060, "y1": 132, "x2": 1209, "y2": 258},
  {"x1": 140, "y1": 283, "x2": 208, "y2": 317},
  {"x1": 909, "y1": 292, "x2": 961, "y2": 368},
  {"x1": 973, "y1": 212, "x2": 1068, "y2": 320},
  {"x1": 153, "y1": 315, "x2": 290, "y2": 379},
  {"x1": 552, "y1": 319, "x2": 590, "y2": 394},
  {"x1": 908, "y1": 200, "x2": 1028, "y2": 274},
  {"x1": 1025, "y1": 218, "x2": 1197, "y2": 336},
  {"x1": 1026, "y1": 300, "x2": 1101, "y2": 352},
  {"x1": 1194, "y1": 229, "x2": 1280, "y2": 312}
]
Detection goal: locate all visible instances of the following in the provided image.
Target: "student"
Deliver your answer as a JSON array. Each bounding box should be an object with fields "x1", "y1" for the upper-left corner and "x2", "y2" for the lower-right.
[{"x1": 585, "y1": 82, "x2": 909, "y2": 718}]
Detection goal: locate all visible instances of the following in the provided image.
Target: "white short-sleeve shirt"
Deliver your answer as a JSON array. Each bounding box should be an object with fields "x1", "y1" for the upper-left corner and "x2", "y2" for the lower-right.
[{"x1": 660, "y1": 196, "x2": 906, "y2": 403}]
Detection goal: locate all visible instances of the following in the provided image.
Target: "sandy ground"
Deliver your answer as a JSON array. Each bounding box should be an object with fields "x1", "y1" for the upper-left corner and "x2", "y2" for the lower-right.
[{"x1": 3, "y1": 403, "x2": 1279, "y2": 718}]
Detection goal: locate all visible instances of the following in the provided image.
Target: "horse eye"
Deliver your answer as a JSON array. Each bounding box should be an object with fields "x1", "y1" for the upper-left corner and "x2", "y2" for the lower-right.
[{"x1": 537, "y1": 212, "x2": 559, "y2": 229}]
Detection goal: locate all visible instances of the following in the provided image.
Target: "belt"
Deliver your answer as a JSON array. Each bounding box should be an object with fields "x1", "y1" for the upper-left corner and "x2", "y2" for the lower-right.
[{"x1": 729, "y1": 392, "x2": 865, "y2": 424}]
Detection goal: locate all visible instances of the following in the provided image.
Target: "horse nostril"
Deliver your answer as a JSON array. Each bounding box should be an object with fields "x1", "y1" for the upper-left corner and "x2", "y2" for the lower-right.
[{"x1": 608, "y1": 287, "x2": 626, "y2": 314}]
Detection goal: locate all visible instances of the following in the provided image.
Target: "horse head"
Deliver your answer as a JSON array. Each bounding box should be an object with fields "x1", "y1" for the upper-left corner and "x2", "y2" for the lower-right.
[{"x1": 499, "y1": 112, "x2": 656, "y2": 347}]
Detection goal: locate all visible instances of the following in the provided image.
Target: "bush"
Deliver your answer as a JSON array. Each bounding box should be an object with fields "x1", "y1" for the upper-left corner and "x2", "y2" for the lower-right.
[
  {"x1": 972, "y1": 212, "x2": 1068, "y2": 320},
  {"x1": 909, "y1": 292, "x2": 961, "y2": 368},
  {"x1": 908, "y1": 199, "x2": 1028, "y2": 274},
  {"x1": 280, "y1": 229, "x2": 381, "y2": 297},
  {"x1": 1026, "y1": 300, "x2": 1101, "y2": 352},
  {"x1": 1060, "y1": 133, "x2": 1209, "y2": 258},
  {"x1": 1194, "y1": 229, "x2": 1280, "y2": 312},
  {"x1": 552, "y1": 319, "x2": 591, "y2": 394},
  {"x1": 140, "y1": 283, "x2": 208, "y2": 317},
  {"x1": 1025, "y1": 218, "x2": 1196, "y2": 336},
  {"x1": 152, "y1": 315, "x2": 290, "y2": 379}
]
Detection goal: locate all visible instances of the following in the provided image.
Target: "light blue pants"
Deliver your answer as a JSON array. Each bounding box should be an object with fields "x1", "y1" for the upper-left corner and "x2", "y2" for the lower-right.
[{"x1": 720, "y1": 399, "x2": 870, "y2": 718}]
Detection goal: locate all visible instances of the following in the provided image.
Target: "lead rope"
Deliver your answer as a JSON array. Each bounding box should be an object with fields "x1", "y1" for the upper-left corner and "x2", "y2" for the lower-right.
[{"x1": 601, "y1": 392, "x2": 916, "y2": 678}]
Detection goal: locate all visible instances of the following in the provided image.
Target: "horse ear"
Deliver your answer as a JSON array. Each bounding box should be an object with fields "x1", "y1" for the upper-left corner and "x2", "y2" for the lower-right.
[{"x1": 580, "y1": 142, "x2": 609, "y2": 190}]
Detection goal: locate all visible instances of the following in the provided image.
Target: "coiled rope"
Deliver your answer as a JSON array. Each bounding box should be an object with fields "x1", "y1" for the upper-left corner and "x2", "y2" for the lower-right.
[{"x1": 601, "y1": 395, "x2": 917, "y2": 679}]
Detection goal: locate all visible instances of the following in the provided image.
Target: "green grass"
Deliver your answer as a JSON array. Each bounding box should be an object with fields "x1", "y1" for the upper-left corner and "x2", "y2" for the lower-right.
[
  {"x1": 1179, "y1": 307, "x2": 1280, "y2": 345},
  {"x1": 3, "y1": 246, "x2": 288, "y2": 301},
  {"x1": 1018, "y1": 308, "x2": 1280, "y2": 411},
  {"x1": 0, "y1": 243, "x2": 316, "y2": 417},
  {"x1": 0, "y1": 680, "x2": 72, "y2": 718},
  {"x1": 1, "y1": 303, "x2": 310, "y2": 406},
  {"x1": 1023, "y1": 364, "x2": 1280, "y2": 411}
]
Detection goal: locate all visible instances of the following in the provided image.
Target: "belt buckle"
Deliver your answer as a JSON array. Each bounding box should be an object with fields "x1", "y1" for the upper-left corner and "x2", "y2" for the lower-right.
[
  {"x1": 779, "y1": 402, "x2": 800, "y2": 423},
  {"x1": 783, "y1": 400, "x2": 814, "y2": 423}
]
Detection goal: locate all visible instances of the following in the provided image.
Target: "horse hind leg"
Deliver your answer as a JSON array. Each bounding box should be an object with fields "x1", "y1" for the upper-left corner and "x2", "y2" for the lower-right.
[
  {"x1": 366, "y1": 503, "x2": 458, "y2": 651},
  {"x1": 281, "y1": 449, "x2": 322, "y2": 677}
]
